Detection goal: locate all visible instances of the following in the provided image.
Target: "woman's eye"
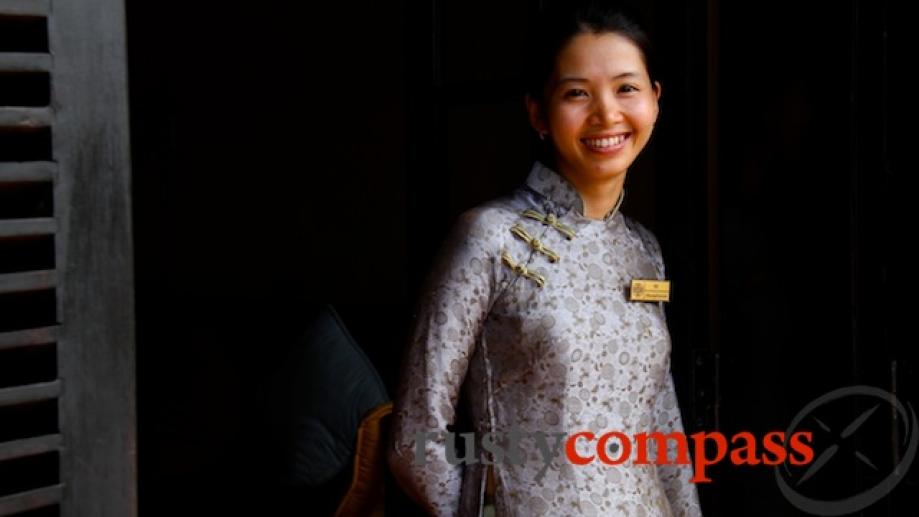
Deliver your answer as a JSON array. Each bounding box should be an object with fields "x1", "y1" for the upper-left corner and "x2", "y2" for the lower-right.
[
  {"x1": 564, "y1": 89, "x2": 588, "y2": 98},
  {"x1": 619, "y1": 84, "x2": 639, "y2": 93}
]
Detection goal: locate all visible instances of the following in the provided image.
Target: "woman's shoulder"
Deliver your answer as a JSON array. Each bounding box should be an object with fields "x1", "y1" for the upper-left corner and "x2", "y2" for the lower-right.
[
  {"x1": 620, "y1": 213, "x2": 663, "y2": 260},
  {"x1": 426, "y1": 193, "x2": 528, "y2": 287},
  {"x1": 450, "y1": 189, "x2": 534, "y2": 242}
]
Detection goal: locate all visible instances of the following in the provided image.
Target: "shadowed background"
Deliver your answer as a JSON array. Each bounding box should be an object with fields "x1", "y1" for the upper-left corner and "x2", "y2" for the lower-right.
[{"x1": 126, "y1": 1, "x2": 917, "y2": 515}]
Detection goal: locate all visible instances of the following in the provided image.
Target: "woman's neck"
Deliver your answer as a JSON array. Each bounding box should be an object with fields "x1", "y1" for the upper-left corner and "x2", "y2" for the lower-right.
[{"x1": 556, "y1": 164, "x2": 626, "y2": 220}]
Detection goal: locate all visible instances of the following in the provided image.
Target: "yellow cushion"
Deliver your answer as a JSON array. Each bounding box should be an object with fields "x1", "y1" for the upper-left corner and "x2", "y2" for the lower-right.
[{"x1": 334, "y1": 402, "x2": 393, "y2": 517}]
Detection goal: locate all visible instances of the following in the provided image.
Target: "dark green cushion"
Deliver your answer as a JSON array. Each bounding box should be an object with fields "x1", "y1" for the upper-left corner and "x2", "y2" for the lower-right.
[{"x1": 272, "y1": 304, "x2": 389, "y2": 488}]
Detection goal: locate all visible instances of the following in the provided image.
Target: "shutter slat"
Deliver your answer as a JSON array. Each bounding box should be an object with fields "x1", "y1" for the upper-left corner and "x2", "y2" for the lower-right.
[
  {"x1": 0, "y1": 270, "x2": 56, "y2": 294},
  {"x1": 0, "y1": 218, "x2": 56, "y2": 238},
  {"x1": 0, "y1": 381, "x2": 61, "y2": 408},
  {"x1": 0, "y1": 484, "x2": 62, "y2": 516},
  {"x1": 0, "y1": 162, "x2": 56, "y2": 183},
  {"x1": 0, "y1": 0, "x2": 67, "y2": 513},
  {"x1": 0, "y1": 326, "x2": 58, "y2": 351},
  {"x1": 0, "y1": 0, "x2": 49, "y2": 17},
  {"x1": 0, "y1": 53, "x2": 51, "y2": 73},
  {"x1": 0, "y1": 107, "x2": 52, "y2": 129},
  {"x1": 0, "y1": 434, "x2": 60, "y2": 462},
  {"x1": 0, "y1": 381, "x2": 60, "y2": 408}
]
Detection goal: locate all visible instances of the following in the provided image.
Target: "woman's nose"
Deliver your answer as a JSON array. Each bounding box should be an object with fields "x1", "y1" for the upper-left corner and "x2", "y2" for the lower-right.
[{"x1": 591, "y1": 93, "x2": 624, "y2": 125}]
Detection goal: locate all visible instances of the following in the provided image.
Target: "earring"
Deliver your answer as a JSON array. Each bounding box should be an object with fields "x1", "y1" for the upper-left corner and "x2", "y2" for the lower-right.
[{"x1": 539, "y1": 131, "x2": 547, "y2": 141}]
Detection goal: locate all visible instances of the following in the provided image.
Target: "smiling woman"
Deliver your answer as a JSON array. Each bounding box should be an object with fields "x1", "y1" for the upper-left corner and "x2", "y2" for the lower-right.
[
  {"x1": 386, "y1": 1, "x2": 703, "y2": 516},
  {"x1": 525, "y1": 15, "x2": 661, "y2": 220},
  {"x1": 527, "y1": 31, "x2": 661, "y2": 219}
]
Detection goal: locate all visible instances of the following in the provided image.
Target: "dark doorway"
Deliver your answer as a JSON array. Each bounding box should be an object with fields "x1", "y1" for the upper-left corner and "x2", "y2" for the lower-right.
[{"x1": 127, "y1": 1, "x2": 917, "y2": 515}]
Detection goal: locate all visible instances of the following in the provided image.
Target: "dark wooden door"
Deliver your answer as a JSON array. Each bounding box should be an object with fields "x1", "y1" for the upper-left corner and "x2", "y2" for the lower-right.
[{"x1": 0, "y1": 0, "x2": 136, "y2": 515}]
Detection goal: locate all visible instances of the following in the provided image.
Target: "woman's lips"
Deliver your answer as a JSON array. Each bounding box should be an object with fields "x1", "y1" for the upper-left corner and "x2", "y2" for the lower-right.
[{"x1": 581, "y1": 133, "x2": 630, "y2": 154}]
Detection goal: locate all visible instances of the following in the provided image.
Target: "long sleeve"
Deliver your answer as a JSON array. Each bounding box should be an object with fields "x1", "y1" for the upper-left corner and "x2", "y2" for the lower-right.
[
  {"x1": 387, "y1": 208, "x2": 498, "y2": 517},
  {"x1": 653, "y1": 367, "x2": 704, "y2": 517},
  {"x1": 636, "y1": 224, "x2": 704, "y2": 516}
]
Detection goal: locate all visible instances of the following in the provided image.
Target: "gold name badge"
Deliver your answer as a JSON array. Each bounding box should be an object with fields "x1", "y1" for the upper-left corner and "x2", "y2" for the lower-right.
[{"x1": 630, "y1": 279, "x2": 670, "y2": 302}]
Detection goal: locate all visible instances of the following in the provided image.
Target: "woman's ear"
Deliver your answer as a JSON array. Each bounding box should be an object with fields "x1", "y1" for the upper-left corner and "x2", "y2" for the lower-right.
[
  {"x1": 525, "y1": 94, "x2": 546, "y2": 134},
  {"x1": 653, "y1": 81, "x2": 663, "y2": 120}
]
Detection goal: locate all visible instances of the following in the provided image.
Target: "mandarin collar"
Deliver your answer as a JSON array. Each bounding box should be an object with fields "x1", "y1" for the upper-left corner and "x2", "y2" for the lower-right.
[{"x1": 523, "y1": 161, "x2": 624, "y2": 222}]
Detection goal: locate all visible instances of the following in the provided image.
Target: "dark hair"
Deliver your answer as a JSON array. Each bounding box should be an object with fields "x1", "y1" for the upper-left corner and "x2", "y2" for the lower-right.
[{"x1": 525, "y1": 0, "x2": 657, "y2": 106}]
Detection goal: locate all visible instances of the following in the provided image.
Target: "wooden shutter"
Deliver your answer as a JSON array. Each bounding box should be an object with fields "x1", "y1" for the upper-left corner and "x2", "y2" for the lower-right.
[{"x1": 0, "y1": 0, "x2": 136, "y2": 515}]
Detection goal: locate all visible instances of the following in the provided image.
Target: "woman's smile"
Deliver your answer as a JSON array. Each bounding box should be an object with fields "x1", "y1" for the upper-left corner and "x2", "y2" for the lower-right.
[
  {"x1": 581, "y1": 132, "x2": 631, "y2": 154},
  {"x1": 527, "y1": 31, "x2": 661, "y2": 195}
]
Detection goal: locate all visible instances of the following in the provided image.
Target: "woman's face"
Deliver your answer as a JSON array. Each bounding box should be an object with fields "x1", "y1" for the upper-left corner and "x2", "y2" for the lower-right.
[{"x1": 527, "y1": 31, "x2": 661, "y2": 187}]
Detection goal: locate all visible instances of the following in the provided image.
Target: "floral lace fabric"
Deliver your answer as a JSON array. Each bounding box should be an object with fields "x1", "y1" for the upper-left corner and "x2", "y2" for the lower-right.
[{"x1": 387, "y1": 161, "x2": 703, "y2": 517}]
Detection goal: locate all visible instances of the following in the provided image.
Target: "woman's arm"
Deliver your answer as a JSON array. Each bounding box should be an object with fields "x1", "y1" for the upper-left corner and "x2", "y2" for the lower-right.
[
  {"x1": 387, "y1": 208, "x2": 498, "y2": 517},
  {"x1": 636, "y1": 222, "x2": 704, "y2": 516},
  {"x1": 654, "y1": 366, "x2": 704, "y2": 517}
]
